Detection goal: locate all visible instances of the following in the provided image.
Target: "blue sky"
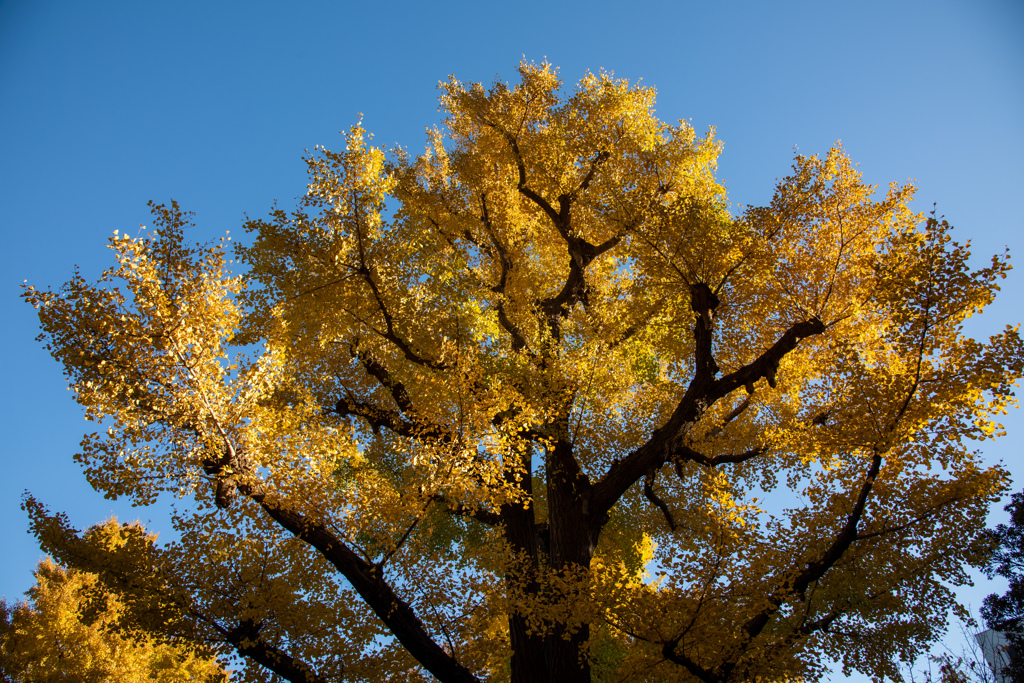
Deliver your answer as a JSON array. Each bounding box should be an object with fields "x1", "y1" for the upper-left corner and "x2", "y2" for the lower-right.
[{"x1": 1, "y1": 0, "x2": 1022, "y2": 678}]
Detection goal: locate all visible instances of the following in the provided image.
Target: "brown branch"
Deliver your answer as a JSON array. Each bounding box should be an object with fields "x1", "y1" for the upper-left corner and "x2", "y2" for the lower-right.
[
  {"x1": 360, "y1": 266, "x2": 444, "y2": 370},
  {"x1": 281, "y1": 274, "x2": 358, "y2": 305},
  {"x1": 661, "y1": 637, "x2": 719, "y2": 683},
  {"x1": 670, "y1": 285, "x2": 932, "y2": 672},
  {"x1": 221, "y1": 619, "x2": 328, "y2": 683},
  {"x1": 738, "y1": 453, "x2": 882, "y2": 643},
  {"x1": 479, "y1": 194, "x2": 511, "y2": 291},
  {"x1": 333, "y1": 394, "x2": 450, "y2": 442},
  {"x1": 592, "y1": 315, "x2": 827, "y2": 526},
  {"x1": 855, "y1": 496, "x2": 961, "y2": 542},
  {"x1": 376, "y1": 516, "x2": 422, "y2": 569},
  {"x1": 550, "y1": 437, "x2": 592, "y2": 496},
  {"x1": 422, "y1": 214, "x2": 495, "y2": 293},
  {"x1": 791, "y1": 604, "x2": 847, "y2": 638},
  {"x1": 728, "y1": 610, "x2": 844, "y2": 681},
  {"x1": 705, "y1": 395, "x2": 752, "y2": 439},
  {"x1": 431, "y1": 494, "x2": 501, "y2": 526},
  {"x1": 591, "y1": 285, "x2": 722, "y2": 515},
  {"x1": 676, "y1": 445, "x2": 765, "y2": 468},
  {"x1": 724, "y1": 252, "x2": 940, "y2": 662},
  {"x1": 691, "y1": 282, "x2": 720, "y2": 379},
  {"x1": 606, "y1": 297, "x2": 671, "y2": 350},
  {"x1": 754, "y1": 589, "x2": 890, "y2": 672},
  {"x1": 236, "y1": 479, "x2": 481, "y2": 683},
  {"x1": 350, "y1": 346, "x2": 415, "y2": 413},
  {"x1": 887, "y1": 243, "x2": 935, "y2": 433},
  {"x1": 589, "y1": 232, "x2": 625, "y2": 260},
  {"x1": 487, "y1": 121, "x2": 626, "y2": 342},
  {"x1": 563, "y1": 150, "x2": 611, "y2": 204},
  {"x1": 686, "y1": 459, "x2": 883, "y2": 683},
  {"x1": 479, "y1": 194, "x2": 531, "y2": 352},
  {"x1": 486, "y1": 125, "x2": 562, "y2": 229},
  {"x1": 715, "y1": 317, "x2": 826, "y2": 395},
  {"x1": 352, "y1": 216, "x2": 447, "y2": 372},
  {"x1": 643, "y1": 468, "x2": 678, "y2": 531}
]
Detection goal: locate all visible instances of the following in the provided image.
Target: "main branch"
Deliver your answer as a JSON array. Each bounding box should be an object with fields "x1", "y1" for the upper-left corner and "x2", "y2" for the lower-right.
[{"x1": 593, "y1": 315, "x2": 825, "y2": 518}]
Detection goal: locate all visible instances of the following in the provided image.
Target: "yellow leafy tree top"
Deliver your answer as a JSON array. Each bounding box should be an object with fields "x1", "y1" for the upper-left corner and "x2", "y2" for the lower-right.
[
  {"x1": 22, "y1": 62, "x2": 1024, "y2": 683},
  {"x1": 0, "y1": 557, "x2": 226, "y2": 682}
]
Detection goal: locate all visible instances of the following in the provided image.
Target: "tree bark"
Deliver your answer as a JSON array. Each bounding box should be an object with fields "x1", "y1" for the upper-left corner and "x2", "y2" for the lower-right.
[
  {"x1": 544, "y1": 438, "x2": 604, "y2": 683},
  {"x1": 501, "y1": 459, "x2": 548, "y2": 683}
]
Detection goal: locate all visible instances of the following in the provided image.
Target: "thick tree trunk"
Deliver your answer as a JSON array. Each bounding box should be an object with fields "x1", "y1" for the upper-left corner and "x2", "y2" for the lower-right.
[
  {"x1": 503, "y1": 501, "x2": 548, "y2": 683},
  {"x1": 509, "y1": 612, "x2": 548, "y2": 683},
  {"x1": 542, "y1": 439, "x2": 605, "y2": 683},
  {"x1": 501, "y1": 447, "x2": 549, "y2": 683},
  {"x1": 547, "y1": 623, "x2": 591, "y2": 683}
]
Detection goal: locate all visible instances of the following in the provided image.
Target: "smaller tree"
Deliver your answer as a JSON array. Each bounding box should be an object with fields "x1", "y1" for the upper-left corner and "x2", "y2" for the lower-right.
[
  {"x1": 0, "y1": 556, "x2": 227, "y2": 683},
  {"x1": 982, "y1": 490, "x2": 1024, "y2": 681}
]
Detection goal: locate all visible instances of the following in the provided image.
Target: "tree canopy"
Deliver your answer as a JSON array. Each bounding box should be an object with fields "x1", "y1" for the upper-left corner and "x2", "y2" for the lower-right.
[
  {"x1": 0, "y1": 556, "x2": 226, "y2": 682},
  {"x1": 22, "y1": 62, "x2": 1024, "y2": 683}
]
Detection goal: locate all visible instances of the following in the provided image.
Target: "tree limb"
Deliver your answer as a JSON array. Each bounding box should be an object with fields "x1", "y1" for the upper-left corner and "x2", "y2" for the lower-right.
[
  {"x1": 479, "y1": 193, "x2": 531, "y2": 353},
  {"x1": 332, "y1": 394, "x2": 450, "y2": 442},
  {"x1": 352, "y1": 215, "x2": 447, "y2": 372},
  {"x1": 592, "y1": 314, "x2": 825, "y2": 517},
  {"x1": 661, "y1": 636, "x2": 719, "y2": 683},
  {"x1": 643, "y1": 468, "x2": 678, "y2": 532},
  {"x1": 738, "y1": 453, "x2": 882, "y2": 643},
  {"x1": 236, "y1": 479, "x2": 482, "y2": 683},
  {"x1": 675, "y1": 445, "x2": 765, "y2": 468},
  {"x1": 705, "y1": 394, "x2": 752, "y2": 439},
  {"x1": 350, "y1": 345, "x2": 415, "y2": 413},
  {"x1": 431, "y1": 494, "x2": 501, "y2": 526},
  {"x1": 220, "y1": 619, "x2": 329, "y2": 683}
]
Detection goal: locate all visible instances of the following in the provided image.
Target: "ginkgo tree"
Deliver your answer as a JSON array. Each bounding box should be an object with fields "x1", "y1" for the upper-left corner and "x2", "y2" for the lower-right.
[
  {"x1": 0, "y1": 556, "x2": 226, "y2": 682},
  {"x1": 22, "y1": 62, "x2": 1024, "y2": 683}
]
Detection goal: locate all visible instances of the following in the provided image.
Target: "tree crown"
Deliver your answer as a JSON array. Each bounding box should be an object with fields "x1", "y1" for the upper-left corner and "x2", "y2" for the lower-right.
[{"x1": 22, "y1": 62, "x2": 1024, "y2": 683}]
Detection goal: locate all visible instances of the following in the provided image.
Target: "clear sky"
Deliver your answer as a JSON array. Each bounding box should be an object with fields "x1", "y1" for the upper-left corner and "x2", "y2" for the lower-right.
[{"x1": 1, "y1": 1, "x2": 1022, "y2": 679}]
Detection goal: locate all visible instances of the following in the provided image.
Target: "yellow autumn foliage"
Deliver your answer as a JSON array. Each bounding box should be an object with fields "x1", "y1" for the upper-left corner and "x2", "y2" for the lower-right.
[
  {"x1": 21, "y1": 62, "x2": 1024, "y2": 682},
  {"x1": 0, "y1": 559, "x2": 226, "y2": 682}
]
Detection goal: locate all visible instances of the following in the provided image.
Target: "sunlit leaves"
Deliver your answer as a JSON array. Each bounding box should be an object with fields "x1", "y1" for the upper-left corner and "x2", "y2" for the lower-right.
[
  {"x1": 0, "y1": 557, "x2": 226, "y2": 683},
  {"x1": 22, "y1": 62, "x2": 1024, "y2": 682}
]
